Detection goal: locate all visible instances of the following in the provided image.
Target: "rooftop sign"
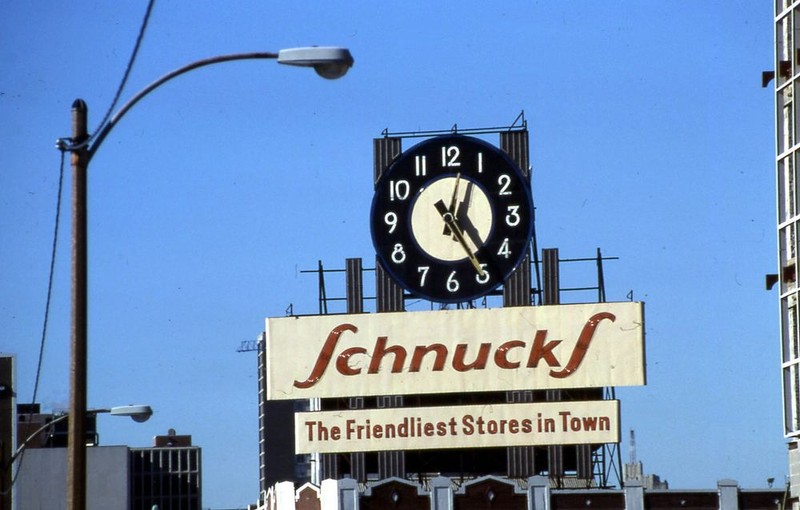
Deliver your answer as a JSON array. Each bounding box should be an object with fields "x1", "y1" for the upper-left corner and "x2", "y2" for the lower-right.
[
  {"x1": 266, "y1": 302, "x2": 645, "y2": 400},
  {"x1": 296, "y1": 400, "x2": 620, "y2": 453}
]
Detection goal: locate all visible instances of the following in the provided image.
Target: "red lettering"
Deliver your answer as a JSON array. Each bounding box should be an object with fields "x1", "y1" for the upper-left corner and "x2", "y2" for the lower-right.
[
  {"x1": 410, "y1": 344, "x2": 448, "y2": 372},
  {"x1": 550, "y1": 312, "x2": 615, "y2": 378},
  {"x1": 452, "y1": 343, "x2": 490, "y2": 371},
  {"x1": 526, "y1": 330, "x2": 561, "y2": 368},
  {"x1": 294, "y1": 323, "x2": 357, "y2": 389},
  {"x1": 293, "y1": 313, "x2": 617, "y2": 388},
  {"x1": 368, "y1": 336, "x2": 406, "y2": 374},
  {"x1": 336, "y1": 347, "x2": 366, "y2": 376},
  {"x1": 494, "y1": 340, "x2": 524, "y2": 368}
]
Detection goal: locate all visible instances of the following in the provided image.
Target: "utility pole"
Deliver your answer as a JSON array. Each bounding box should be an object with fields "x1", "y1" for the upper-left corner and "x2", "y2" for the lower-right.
[{"x1": 67, "y1": 99, "x2": 89, "y2": 510}]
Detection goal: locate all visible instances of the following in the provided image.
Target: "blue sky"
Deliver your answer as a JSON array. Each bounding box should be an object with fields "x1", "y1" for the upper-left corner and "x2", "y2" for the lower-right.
[{"x1": 0, "y1": 2, "x2": 780, "y2": 508}]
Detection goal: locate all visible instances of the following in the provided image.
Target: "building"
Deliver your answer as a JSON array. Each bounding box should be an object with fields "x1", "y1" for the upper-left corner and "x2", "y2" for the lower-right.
[
  {"x1": 0, "y1": 355, "x2": 14, "y2": 510},
  {"x1": 253, "y1": 477, "x2": 783, "y2": 510},
  {"x1": 130, "y1": 436, "x2": 202, "y2": 510},
  {"x1": 256, "y1": 129, "x2": 631, "y2": 496},
  {"x1": 15, "y1": 445, "x2": 131, "y2": 510},
  {"x1": 775, "y1": 2, "x2": 800, "y2": 505}
]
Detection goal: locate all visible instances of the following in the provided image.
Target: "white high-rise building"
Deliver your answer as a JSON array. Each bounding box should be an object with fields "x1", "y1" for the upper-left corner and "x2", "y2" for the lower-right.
[{"x1": 775, "y1": 0, "x2": 800, "y2": 502}]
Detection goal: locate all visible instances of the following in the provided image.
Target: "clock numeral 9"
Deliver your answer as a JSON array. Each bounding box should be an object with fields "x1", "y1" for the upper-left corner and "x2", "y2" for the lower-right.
[
  {"x1": 384, "y1": 211, "x2": 398, "y2": 234},
  {"x1": 441, "y1": 146, "x2": 461, "y2": 167},
  {"x1": 389, "y1": 180, "x2": 410, "y2": 201},
  {"x1": 391, "y1": 243, "x2": 406, "y2": 264}
]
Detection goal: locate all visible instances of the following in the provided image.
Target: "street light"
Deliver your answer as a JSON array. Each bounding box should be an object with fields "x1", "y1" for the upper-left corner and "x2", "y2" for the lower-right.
[
  {"x1": 60, "y1": 46, "x2": 353, "y2": 510},
  {"x1": 10, "y1": 405, "x2": 153, "y2": 465}
]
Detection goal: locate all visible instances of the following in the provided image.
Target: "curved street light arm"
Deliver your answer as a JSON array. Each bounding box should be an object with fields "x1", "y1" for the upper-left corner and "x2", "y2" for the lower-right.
[
  {"x1": 7, "y1": 413, "x2": 71, "y2": 467},
  {"x1": 87, "y1": 52, "x2": 279, "y2": 161},
  {"x1": 5, "y1": 405, "x2": 152, "y2": 470},
  {"x1": 61, "y1": 44, "x2": 350, "y2": 510}
]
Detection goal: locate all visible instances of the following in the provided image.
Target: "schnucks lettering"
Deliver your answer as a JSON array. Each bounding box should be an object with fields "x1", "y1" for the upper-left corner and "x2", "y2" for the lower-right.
[{"x1": 293, "y1": 312, "x2": 616, "y2": 389}]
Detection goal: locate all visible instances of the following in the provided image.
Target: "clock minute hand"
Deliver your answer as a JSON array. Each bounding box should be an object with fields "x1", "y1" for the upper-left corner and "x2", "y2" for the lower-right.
[
  {"x1": 434, "y1": 199, "x2": 485, "y2": 277},
  {"x1": 448, "y1": 172, "x2": 461, "y2": 213},
  {"x1": 455, "y1": 181, "x2": 483, "y2": 250}
]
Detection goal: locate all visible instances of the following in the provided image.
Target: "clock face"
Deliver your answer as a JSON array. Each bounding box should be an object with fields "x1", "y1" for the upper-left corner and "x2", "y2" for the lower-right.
[{"x1": 370, "y1": 134, "x2": 533, "y2": 303}]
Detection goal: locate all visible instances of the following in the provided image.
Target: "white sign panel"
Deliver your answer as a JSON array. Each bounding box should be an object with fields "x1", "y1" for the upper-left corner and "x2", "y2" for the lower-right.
[
  {"x1": 266, "y1": 302, "x2": 645, "y2": 400},
  {"x1": 296, "y1": 400, "x2": 620, "y2": 454}
]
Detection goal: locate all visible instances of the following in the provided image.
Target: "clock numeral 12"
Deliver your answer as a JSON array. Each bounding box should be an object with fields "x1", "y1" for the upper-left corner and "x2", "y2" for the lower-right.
[{"x1": 442, "y1": 146, "x2": 461, "y2": 167}]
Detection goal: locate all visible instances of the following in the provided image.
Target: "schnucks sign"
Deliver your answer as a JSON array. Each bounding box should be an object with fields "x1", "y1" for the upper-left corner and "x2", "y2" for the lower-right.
[{"x1": 265, "y1": 302, "x2": 645, "y2": 400}]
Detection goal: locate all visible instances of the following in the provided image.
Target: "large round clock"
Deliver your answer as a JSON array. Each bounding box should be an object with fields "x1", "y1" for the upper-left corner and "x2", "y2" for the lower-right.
[{"x1": 370, "y1": 134, "x2": 533, "y2": 303}]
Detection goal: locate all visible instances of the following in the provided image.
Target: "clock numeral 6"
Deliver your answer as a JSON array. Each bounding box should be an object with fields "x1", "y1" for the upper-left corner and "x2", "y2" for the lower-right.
[
  {"x1": 391, "y1": 243, "x2": 406, "y2": 264},
  {"x1": 506, "y1": 205, "x2": 521, "y2": 226},
  {"x1": 384, "y1": 211, "x2": 398, "y2": 234},
  {"x1": 446, "y1": 270, "x2": 460, "y2": 292}
]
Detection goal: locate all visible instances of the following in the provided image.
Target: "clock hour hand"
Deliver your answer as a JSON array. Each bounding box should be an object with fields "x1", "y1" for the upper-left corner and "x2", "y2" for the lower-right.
[{"x1": 434, "y1": 199, "x2": 485, "y2": 277}]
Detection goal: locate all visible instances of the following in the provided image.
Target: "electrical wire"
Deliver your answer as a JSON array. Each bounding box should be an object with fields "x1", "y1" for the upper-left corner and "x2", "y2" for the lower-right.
[
  {"x1": 0, "y1": 150, "x2": 66, "y2": 496},
  {"x1": 60, "y1": 0, "x2": 157, "y2": 151},
  {"x1": 91, "y1": 0, "x2": 157, "y2": 141}
]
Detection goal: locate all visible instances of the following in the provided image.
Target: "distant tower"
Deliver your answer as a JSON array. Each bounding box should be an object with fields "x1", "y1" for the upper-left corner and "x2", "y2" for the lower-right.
[
  {"x1": 624, "y1": 430, "x2": 643, "y2": 483},
  {"x1": 622, "y1": 429, "x2": 667, "y2": 490}
]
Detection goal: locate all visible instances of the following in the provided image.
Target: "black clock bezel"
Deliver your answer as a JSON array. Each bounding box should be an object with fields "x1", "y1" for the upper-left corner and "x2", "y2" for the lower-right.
[{"x1": 370, "y1": 134, "x2": 533, "y2": 303}]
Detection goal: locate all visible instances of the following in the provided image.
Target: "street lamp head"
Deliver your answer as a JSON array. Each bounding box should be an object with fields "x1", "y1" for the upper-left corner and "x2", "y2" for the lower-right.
[
  {"x1": 277, "y1": 46, "x2": 354, "y2": 79},
  {"x1": 108, "y1": 404, "x2": 153, "y2": 423}
]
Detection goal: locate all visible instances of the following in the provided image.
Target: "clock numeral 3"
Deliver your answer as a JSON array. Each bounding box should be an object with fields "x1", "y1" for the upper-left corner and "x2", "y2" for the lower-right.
[{"x1": 506, "y1": 205, "x2": 521, "y2": 226}]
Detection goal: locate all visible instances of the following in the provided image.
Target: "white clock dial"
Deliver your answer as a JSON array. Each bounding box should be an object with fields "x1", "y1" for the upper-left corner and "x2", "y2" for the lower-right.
[{"x1": 410, "y1": 176, "x2": 492, "y2": 262}]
